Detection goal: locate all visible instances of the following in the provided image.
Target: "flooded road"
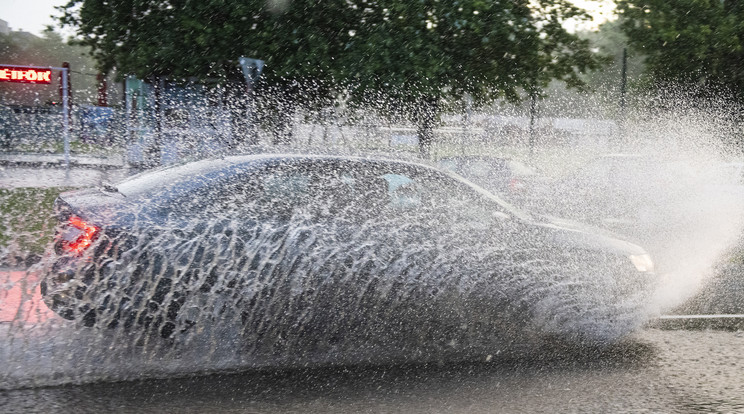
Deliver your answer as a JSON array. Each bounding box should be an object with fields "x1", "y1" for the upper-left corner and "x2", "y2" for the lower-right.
[
  {"x1": 0, "y1": 328, "x2": 742, "y2": 413},
  {"x1": 2, "y1": 237, "x2": 744, "y2": 414},
  {"x1": 2, "y1": 265, "x2": 744, "y2": 413}
]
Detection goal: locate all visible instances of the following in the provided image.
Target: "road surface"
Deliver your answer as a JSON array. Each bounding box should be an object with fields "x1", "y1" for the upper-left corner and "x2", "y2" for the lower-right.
[
  {"x1": 0, "y1": 329, "x2": 742, "y2": 413},
  {"x1": 1, "y1": 268, "x2": 744, "y2": 413}
]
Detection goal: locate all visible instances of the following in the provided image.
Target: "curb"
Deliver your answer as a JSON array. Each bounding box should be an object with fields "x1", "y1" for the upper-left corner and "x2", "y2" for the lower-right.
[
  {"x1": 0, "y1": 152, "x2": 125, "y2": 170},
  {"x1": 648, "y1": 314, "x2": 744, "y2": 331}
]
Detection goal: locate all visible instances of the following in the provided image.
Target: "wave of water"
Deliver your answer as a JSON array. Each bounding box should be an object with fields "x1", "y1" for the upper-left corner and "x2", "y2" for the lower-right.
[{"x1": 2, "y1": 201, "x2": 655, "y2": 389}]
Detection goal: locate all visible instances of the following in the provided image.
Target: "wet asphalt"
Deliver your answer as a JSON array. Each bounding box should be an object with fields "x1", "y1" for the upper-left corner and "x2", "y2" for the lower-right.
[
  {"x1": 0, "y1": 328, "x2": 742, "y2": 414},
  {"x1": 2, "y1": 263, "x2": 743, "y2": 413}
]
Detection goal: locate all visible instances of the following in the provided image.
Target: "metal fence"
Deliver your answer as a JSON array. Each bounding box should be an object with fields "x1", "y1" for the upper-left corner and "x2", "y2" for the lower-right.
[
  {"x1": 0, "y1": 104, "x2": 124, "y2": 154},
  {"x1": 1, "y1": 101, "x2": 621, "y2": 167}
]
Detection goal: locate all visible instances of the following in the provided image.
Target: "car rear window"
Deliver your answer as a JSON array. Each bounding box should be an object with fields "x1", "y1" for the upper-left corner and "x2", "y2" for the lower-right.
[{"x1": 116, "y1": 159, "x2": 231, "y2": 197}]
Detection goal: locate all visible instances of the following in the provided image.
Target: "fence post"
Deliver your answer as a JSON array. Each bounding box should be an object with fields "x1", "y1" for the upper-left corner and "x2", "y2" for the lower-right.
[{"x1": 61, "y1": 63, "x2": 70, "y2": 169}]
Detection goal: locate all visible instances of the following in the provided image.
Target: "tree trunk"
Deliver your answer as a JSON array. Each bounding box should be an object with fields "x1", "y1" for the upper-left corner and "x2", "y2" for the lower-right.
[
  {"x1": 416, "y1": 97, "x2": 438, "y2": 159},
  {"x1": 271, "y1": 86, "x2": 296, "y2": 145},
  {"x1": 224, "y1": 63, "x2": 252, "y2": 150},
  {"x1": 145, "y1": 75, "x2": 163, "y2": 168},
  {"x1": 529, "y1": 89, "x2": 537, "y2": 157}
]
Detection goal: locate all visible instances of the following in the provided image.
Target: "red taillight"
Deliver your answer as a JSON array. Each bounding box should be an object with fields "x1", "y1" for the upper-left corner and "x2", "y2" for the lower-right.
[
  {"x1": 60, "y1": 216, "x2": 99, "y2": 255},
  {"x1": 509, "y1": 178, "x2": 525, "y2": 191}
]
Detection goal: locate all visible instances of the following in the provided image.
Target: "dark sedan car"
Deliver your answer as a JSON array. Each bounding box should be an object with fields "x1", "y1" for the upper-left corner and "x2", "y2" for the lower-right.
[{"x1": 41, "y1": 154, "x2": 656, "y2": 363}]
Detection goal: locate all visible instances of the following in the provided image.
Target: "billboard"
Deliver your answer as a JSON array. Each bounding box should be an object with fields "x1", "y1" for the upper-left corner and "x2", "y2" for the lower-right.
[{"x1": 0, "y1": 66, "x2": 53, "y2": 84}]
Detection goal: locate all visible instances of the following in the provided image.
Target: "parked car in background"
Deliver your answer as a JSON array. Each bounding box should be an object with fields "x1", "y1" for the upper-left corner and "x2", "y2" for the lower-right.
[
  {"x1": 41, "y1": 153, "x2": 656, "y2": 363},
  {"x1": 533, "y1": 154, "x2": 688, "y2": 231},
  {"x1": 437, "y1": 156, "x2": 548, "y2": 206}
]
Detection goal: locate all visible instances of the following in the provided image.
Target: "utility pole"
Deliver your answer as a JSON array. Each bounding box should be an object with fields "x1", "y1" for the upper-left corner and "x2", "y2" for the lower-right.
[
  {"x1": 529, "y1": 89, "x2": 537, "y2": 158},
  {"x1": 148, "y1": 75, "x2": 163, "y2": 168},
  {"x1": 239, "y1": 57, "x2": 264, "y2": 147},
  {"x1": 619, "y1": 47, "x2": 628, "y2": 148},
  {"x1": 59, "y1": 62, "x2": 71, "y2": 169},
  {"x1": 96, "y1": 73, "x2": 108, "y2": 107}
]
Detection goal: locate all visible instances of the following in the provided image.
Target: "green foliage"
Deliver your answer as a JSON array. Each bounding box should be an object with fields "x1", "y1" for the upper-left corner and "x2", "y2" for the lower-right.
[
  {"x1": 617, "y1": 0, "x2": 744, "y2": 100},
  {"x1": 579, "y1": 19, "x2": 644, "y2": 91},
  {"x1": 0, "y1": 187, "x2": 66, "y2": 264},
  {"x1": 58, "y1": 0, "x2": 604, "y2": 104},
  {"x1": 57, "y1": 0, "x2": 606, "y2": 154}
]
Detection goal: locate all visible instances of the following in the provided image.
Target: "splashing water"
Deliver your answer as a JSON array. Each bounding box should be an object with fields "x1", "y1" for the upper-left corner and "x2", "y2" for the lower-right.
[
  {"x1": 522, "y1": 108, "x2": 744, "y2": 315},
  {"x1": 2, "y1": 91, "x2": 743, "y2": 390},
  {"x1": 3, "y1": 173, "x2": 654, "y2": 389}
]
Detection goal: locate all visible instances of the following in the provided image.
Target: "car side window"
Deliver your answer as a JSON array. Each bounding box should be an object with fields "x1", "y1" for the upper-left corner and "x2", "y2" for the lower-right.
[
  {"x1": 241, "y1": 160, "x2": 362, "y2": 221},
  {"x1": 252, "y1": 169, "x2": 313, "y2": 219},
  {"x1": 168, "y1": 166, "x2": 312, "y2": 220},
  {"x1": 169, "y1": 161, "x2": 507, "y2": 230},
  {"x1": 164, "y1": 175, "x2": 255, "y2": 218},
  {"x1": 303, "y1": 168, "x2": 359, "y2": 218},
  {"x1": 381, "y1": 173, "x2": 421, "y2": 210},
  {"x1": 352, "y1": 164, "x2": 504, "y2": 228}
]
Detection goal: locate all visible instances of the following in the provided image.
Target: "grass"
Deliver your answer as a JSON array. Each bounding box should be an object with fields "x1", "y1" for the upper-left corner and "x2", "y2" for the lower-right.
[{"x1": 0, "y1": 187, "x2": 71, "y2": 266}]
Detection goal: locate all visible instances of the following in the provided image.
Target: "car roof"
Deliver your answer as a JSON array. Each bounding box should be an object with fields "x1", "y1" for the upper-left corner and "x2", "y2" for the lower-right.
[
  {"x1": 114, "y1": 153, "x2": 444, "y2": 197},
  {"x1": 438, "y1": 155, "x2": 510, "y2": 163}
]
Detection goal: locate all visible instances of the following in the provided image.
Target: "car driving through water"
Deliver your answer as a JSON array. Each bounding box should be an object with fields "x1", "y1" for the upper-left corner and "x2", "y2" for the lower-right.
[{"x1": 40, "y1": 154, "x2": 657, "y2": 364}]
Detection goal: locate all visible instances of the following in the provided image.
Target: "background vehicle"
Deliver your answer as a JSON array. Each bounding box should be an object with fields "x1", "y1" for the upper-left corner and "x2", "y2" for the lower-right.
[
  {"x1": 437, "y1": 156, "x2": 547, "y2": 206},
  {"x1": 532, "y1": 154, "x2": 691, "y2": 233},
  {"x1": 41, "y1": 154, "x2": 656, "y2": 362}
]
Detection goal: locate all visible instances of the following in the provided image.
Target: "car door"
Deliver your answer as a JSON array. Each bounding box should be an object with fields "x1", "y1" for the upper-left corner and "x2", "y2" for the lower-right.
[
  {"x1": 303, "y1": 161, "x2": 518, "y2": 355},
  {"x1": 217, "y1": 159, "x2": 375, "y2": 353}
]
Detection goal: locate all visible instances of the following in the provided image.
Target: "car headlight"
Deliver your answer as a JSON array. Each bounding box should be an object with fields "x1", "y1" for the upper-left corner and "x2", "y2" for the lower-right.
[{"x1": 629, "y1": 253, "x2": 655, "y2": 273}]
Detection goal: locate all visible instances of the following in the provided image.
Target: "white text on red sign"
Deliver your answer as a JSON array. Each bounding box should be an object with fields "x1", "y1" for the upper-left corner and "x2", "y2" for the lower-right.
[{"x1": 0, "y1": 67, "x2": 53, "y2": 84}]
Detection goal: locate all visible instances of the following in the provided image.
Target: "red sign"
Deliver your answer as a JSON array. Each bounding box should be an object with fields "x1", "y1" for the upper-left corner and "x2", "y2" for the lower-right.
[{"x1": 0, "y1": 66, "x2": 53, "y2": 84}]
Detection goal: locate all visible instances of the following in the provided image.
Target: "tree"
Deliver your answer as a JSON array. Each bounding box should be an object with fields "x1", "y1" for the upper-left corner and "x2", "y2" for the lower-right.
[
  {"x1": 532, "y1": 19, "x2": 644, "y2": 120},
  {"x1": 579, "y1": 19, "x2": 645, "y2": 96},
  {"x1": 338, "y1": 1, "x2": 606, "y2": 154},
  {"x1": 58, "y1": 0, "x2": 605, "y2": 156},
  {"x1": 616, "y1": 0, "x2": 744, "y2": 103}
]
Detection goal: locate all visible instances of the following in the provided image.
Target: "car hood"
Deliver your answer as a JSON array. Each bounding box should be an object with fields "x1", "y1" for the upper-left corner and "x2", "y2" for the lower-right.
[{"x1": 532, "y1": 214, "x2": 647, "y2": 256}]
